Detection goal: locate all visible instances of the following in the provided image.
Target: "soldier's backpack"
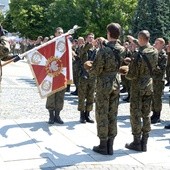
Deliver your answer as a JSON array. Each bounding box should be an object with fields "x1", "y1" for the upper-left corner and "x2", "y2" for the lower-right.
[{"x1": 125, "y1": 51, "x2": 153, "y2": 80}]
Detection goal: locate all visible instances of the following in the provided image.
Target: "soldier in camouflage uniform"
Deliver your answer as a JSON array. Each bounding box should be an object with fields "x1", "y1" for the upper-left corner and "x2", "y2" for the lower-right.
[
  {"x1": 71, "y1": 37, "x2": 85, "y2": 96},
  {"x1": 121, "y1": 41, "x2": 132, "y2": 102},
  {"x1": 0, "y1": 25, "x2": 20, "y2": 85},
  {"x1": 125, "y1": 31, "x2": 158, "y2": 152},
  {"x1": 46, "y1": 27, "x2": 66, "y2": 125},
  {"x1": 84, "y1": 23, "x2": 125, "y2": 155},
  {"x1": 151, "y1": 38, "x2": 167, "y2": 124},
  {"x1": 78, "y1": 33, "x2": 96, "y2": 124}
]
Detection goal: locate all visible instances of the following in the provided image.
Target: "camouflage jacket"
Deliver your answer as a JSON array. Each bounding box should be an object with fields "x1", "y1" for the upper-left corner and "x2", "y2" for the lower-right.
[
  {"x1": 89, "y1": 40, "x2": 125, "y2": 92},
  {"x1": 126, "y1": 43, "x2": 158, "y2": 95},
  {"x1": 79, "y1": 43, "x2": 97, "y2": 79},
  {"x1": 152, "y1": 49, "x2": 167, "y2": 81}
]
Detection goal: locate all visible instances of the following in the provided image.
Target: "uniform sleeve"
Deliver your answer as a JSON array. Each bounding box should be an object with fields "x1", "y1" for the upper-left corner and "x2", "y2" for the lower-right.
[
  {"x1": 156, "y1": 53, "x2": 167, "y2": 74},
  {"x1": 79, "y1": 43, "x2": 93, "y2": 56},
  {"x1": 89, "y1": 48, "x2": 105, "y2": 76},
  {"x1": 151, "y1": 49, "x2": 159, "y2": 72}
]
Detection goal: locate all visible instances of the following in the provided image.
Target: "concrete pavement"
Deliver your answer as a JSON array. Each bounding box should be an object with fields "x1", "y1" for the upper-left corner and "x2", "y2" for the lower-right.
[{"x1": 0, "y1": 60, "x2": 170, "y2": 170}]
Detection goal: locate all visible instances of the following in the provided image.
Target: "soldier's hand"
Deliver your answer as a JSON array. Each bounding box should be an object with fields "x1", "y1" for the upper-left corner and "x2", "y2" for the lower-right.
[
  {"x1": 119, "y1": 65, "x2": 129, "y2": 75},
  {"x1": 84, "y1": 61, "x2": 93, "y2": 70},
  {"x1": 13, "y1": 55, "x2": 21, "y2": 62},
  {"x1": 127, "y1": 35, "x2": 135, "y2": 43},
  {"x1": 124, "y1": 57, "x2": 131, "y2": 64}
]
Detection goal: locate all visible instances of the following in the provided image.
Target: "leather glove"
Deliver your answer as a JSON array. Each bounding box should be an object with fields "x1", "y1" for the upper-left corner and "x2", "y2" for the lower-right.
[
  {"x1": 84, "y1": 61, "x2": 93, "y2": 70},
  {"x1": 13, "y1": 55, "x2": 21, "y2": 62}
]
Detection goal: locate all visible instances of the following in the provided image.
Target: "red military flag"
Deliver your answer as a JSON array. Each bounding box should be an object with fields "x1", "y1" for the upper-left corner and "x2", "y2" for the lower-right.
[{"x1": 24, "y1": 35, "x2": 73, "y2": 98}]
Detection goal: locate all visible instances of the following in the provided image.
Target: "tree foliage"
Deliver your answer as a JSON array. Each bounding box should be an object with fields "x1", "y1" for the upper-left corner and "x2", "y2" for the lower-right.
[
  {"x1": 132, "y1": 0, "x2": 170, "y2": 42},
  {"x1": 3, "y1": 0, "x2": 137, "y2": 39},
  {"x1": 7, "y1": 0, "x2": 54, "y2": 39},
  {"x1": 47, "y1": 0, "x2": 137, "y2": 38},
  {"x1": 0, "y1": 11, "x2": 4, "y2": 24}
]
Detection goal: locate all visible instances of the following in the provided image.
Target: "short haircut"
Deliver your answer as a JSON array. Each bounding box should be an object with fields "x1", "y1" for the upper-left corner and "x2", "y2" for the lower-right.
[
  {"x1": 138, "y1": 30, "x2": 150, "y2": 41},
  {"x1": 156, "y1": 38, "x2": 165, "y2": 45},
  {"x1": 107, "y1": 23, "x2": 121, "y2": 39},
  {"x1": 86, "y1": 33, "x2": 94, "y2": 38},
  {"x1": 78, "y1": 36, "x2": 84, "y2": 41},
  {"x1": 55, "y1": 27, "x2": 63, "y2": 33}
]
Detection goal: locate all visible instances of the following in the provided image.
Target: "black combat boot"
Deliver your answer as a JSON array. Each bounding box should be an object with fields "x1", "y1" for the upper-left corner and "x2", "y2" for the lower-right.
[
  {"x1": 54, "y1": 110, "x2": 64, "y2": 124},
  {"x1": 107, "y1": 137, "x2": 114, "y2": 155},
  {"x1": 151, "y1": 112, "x2": 161, "y2": 124},
  {"x1": 141, "y1": 133, "x2": 149, "y2": 152},
  {"x1": 164, "y1": 124, "x2": 170, "y2": 129},
  {"x1": 93, "y1": 139, "x2": 108, "y2": 155},
  {"x1": 125, "y1": 136, "x2": 142, "y2": 151},
  {"x1": 80, "y1": 111, "x2": 86, "y2": 123},
  {"x1": 48, "y1": 110, "x2": 55, "y2": 124},
  {"x1": 85, "y1": 111, "x2": 94, "y2": 123}
]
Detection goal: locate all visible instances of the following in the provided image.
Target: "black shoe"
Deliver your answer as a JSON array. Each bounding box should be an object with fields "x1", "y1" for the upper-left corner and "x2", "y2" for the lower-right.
[
  {"x1": 71, "y1": 90, "x2": 78, "y2": 95},
  {"x1": 151, "y1": 117, "x2": 161, "y2": 124},
  {"x1": 80, "y1": 111, "x2": 86, "y2": 123},
  {"x1": 48, "y1": 119, "x2": 55, "y2": 124},
  {"x1": 55, "y1": 116, "x2": 64, "y2": 124},
  {"x1": 120, "y1": 88, "x2": 127, "y2": 93},
  {"x1": 164, "y1": 124, "x2": 170, "y2": 129},
  {"x1": 151, "y1": 112, "x2": 161, "y2": 124},
  {"x1": 48, "y1": 110, "x2": 55, "y2": 124},
  {"x1": 54, "y1": 110, "x2": 64, "y2": 124},
  {"x1": 85, "y1": 111, "x2": 94, "y2": 123}
]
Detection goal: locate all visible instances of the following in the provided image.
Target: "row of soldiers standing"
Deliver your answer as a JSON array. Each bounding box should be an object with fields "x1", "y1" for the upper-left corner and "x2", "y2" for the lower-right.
[
  {"x1": 72, "y1": 23, "x2": 170, "y2": 155},
  {"x1": 121, "y1": 37, "x2": 170, "y2": 125}
]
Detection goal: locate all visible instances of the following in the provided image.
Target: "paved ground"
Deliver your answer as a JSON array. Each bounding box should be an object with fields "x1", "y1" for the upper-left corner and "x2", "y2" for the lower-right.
[{"x1": 0, "y1": 60, "x2": 170, "y2": 170}]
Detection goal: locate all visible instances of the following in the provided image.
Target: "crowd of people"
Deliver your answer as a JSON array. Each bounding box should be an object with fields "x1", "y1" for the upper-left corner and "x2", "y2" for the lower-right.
[{"x1": 0, "y1": 22, "x2": 170, "y2": 156}]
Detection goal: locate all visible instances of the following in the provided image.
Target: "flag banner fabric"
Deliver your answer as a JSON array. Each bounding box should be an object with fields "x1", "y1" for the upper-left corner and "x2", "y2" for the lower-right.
[{"x1": 25, "y1": 35, "x2": 73, "y2": 98}]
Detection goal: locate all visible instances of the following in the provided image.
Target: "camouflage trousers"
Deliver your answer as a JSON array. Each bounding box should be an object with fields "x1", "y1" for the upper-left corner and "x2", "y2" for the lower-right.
[
  {"x1": 130, "y1": 90, "x2": 152, "y2": 136},
  {"x1": 78, "y1": 77, "x2": 96, "y2": 112},
  {"x1": 46, "y1": 88, "x2": 66, "y2": 111},
  {"x1": 121, "y1": 74, "x2": 131, "y2": 93},
  {"x1": 72, "y1": 59, "x2": 81, "y2": 88},
  {"x1": 152, "y1": 80, "x2": 165, "y2": 112},
  {"x1": 95, "y1": 87, "x2": 119, "y2": 140}
]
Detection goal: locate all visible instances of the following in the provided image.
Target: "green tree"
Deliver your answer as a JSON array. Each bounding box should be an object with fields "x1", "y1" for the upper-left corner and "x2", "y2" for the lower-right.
[
  {"x1": 132, "y1": 0, "x2": 170, "y2": 42},
  {"x1": 48, "y1": 0, "x2": 137, "y2": 38},
  {"x1": 9, "y1": 0, "x2": 54, "y2": 39},
  {"x1": 0, "y1": 11, "x2": 4, "y2": 24},
  {"x1": 5, "y1": 0, "x2": 137, "y2": 39},
  {"x1": 1, "y1": 11, "x2": 16, "y2": 32}
]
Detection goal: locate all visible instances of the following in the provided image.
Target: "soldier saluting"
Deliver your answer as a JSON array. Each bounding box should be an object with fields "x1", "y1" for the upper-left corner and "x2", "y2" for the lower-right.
[
  {"x1": 125, "y1": 30, "x2": 158, "y2": 152},
  {"x1": 84, "y1": 23, "x2": 126, "y2": 155}
]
